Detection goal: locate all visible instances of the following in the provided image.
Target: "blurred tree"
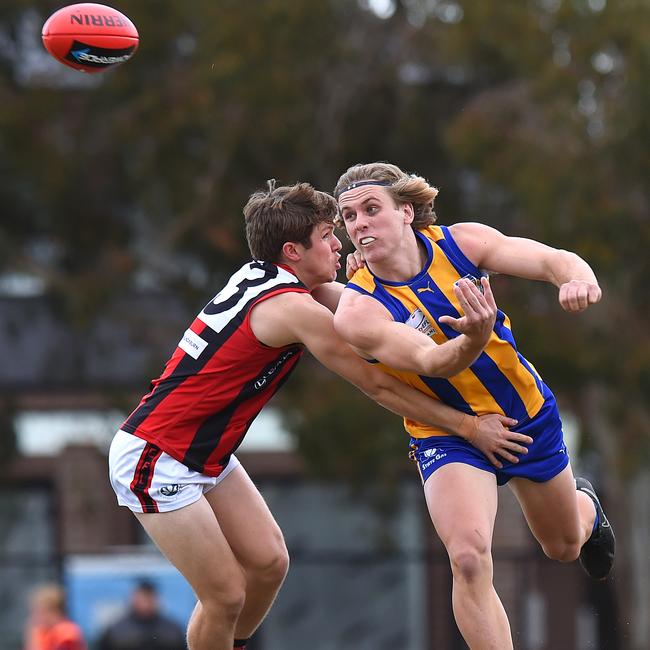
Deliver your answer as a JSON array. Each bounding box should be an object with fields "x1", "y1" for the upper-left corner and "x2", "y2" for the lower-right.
[
  {"x1": 0, "y1": 3, "x2": 648, "y2": 631},
  {"x1": 408, "y1": 0, "x2": 649, "y2": 641}
]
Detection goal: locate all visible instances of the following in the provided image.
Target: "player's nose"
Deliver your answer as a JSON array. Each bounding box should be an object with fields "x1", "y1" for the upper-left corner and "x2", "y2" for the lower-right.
[{"x1": 354, "y1": 213, "x2": 369, "y2": 230}]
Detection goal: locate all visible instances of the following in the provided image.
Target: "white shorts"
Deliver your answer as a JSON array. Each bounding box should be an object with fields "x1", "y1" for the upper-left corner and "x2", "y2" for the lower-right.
[{"x1": 108, "y1": 430, "x2": 240, "y2": 513}]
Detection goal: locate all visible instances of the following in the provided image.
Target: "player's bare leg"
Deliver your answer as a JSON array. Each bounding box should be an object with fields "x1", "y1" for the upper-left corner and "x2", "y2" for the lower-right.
[
  {"x1": 135, "y1": 499, "x2": 246, "y2": 650},
  {"x1": 424, "y1": 463, "x2": 513, "y2": 650},
  {"x1": 509, "y1": 464, "x2": 597, "y2": 561},
  {"x1": 205, "y1": 465, "x2": 290, "y2": 641}
]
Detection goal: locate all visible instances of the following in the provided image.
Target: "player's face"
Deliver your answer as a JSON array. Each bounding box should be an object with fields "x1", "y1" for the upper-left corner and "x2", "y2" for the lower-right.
[
  {"x1": 338, "y1": 186, "x2": 411, "y2": 264},
  {"x1": 298, "y1": 221, "x2": 342, "y2": 287}
]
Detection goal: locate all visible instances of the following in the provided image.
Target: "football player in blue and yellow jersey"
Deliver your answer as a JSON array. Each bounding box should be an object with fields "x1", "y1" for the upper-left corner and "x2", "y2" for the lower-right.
[{"x1": 334, "y1": 162, "x2": 615, "y2": 650}]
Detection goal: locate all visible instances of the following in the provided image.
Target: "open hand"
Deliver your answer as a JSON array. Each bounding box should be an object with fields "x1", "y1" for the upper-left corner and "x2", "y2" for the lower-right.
[
  {"x1": 439, "y1": 276, "x2": 497, "y2": 344},
  {"x1": 464, "y1": 414, "x2": 533, "y2": 469}
]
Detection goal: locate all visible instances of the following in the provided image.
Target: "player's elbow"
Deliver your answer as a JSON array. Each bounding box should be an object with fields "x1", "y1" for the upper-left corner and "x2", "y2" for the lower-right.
[
  {"x1": 357, "y1": 371, "x2": 393, "y2": 403},
  {"x1": 548, "y1": 249, "x2": 582, "y2": 282},
  {"x1": 334, "y1": 312, "x2": 372, "y2": 354},
  {"x1": 421, "y1": 349, "x2": 457, "y2": 379},
  {"x1": 423, "y1": 354, "x2": 472, "y2": 379},
  {"x1": 425, "y1": 363, "x2": 456, "y2": 379},
  {"x1": 364, "y1": 381, "x2": 396, "y2": 407},
  {"x1": 333, "y1": 311, "x2": 354, "y2": 341}
]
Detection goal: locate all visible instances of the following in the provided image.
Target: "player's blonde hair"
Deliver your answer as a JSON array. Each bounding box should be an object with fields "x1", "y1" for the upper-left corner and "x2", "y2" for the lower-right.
[
  {"x1": 244, "y1": 180, "x2": 338, "y2": 262},
  {"x1": 334, "y1": 162, "x2": 438, "y2": 229}
]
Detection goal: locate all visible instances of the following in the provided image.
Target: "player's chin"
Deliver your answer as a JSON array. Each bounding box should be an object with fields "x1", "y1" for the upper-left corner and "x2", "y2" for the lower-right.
[
  {"x1": 320, "y1": 270, "x2": 338, "y2": 284},
  {"x1": 362, "y1": 248, "x2": 383, "y2": 264}
]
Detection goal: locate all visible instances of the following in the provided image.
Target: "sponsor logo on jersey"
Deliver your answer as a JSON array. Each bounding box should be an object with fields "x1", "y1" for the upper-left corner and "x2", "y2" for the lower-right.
[
  {"x1": 405, "y1": 308, "x2": 437, "y2": 337},
  {"x1": 417, "y1": 282, "x2": 435, "y2": 294},
  {"x1": 254, "y1": 349, "x2": 298, "y2": 390},
  {"x1": 178, "y1": 328, "x2": 209, "y2": 359},
  {"x1": 455, "y1": 273, "x2": 485, "y2": 294}
]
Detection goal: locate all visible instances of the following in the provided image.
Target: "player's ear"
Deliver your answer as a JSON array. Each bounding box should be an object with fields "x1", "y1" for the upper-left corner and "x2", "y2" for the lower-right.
[
  {"x1": 281, "y1": 241, "x2": 301, "y2": 262},
  {"x1": 402, "y1": 202, "x2": 414, "y2": 225}
]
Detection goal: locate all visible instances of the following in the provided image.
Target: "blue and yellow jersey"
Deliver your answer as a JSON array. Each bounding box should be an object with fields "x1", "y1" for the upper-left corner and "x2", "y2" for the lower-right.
[{"x1": 347, "y1": 225, "x2": 554, "y2": 438}]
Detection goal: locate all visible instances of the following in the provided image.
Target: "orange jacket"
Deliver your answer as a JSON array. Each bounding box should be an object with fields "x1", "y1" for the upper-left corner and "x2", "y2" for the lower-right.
[{"x1": 26, "y1": 620, "x2": 87, "y2": 650}]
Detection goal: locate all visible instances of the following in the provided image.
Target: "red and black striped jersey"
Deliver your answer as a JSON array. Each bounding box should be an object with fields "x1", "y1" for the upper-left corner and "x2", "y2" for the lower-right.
[{"x1": 121, "y1": 260, "x2": 308, "y2": 476}]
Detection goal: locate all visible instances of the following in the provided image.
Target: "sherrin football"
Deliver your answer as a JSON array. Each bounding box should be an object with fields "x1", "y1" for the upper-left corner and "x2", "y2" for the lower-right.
[{"x1": 42, "y1": 3, "x2": 139, "y2": 73}]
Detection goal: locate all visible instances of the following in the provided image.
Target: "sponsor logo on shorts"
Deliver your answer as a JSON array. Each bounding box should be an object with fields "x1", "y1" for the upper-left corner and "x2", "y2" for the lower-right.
[
  {"x1": 421, "y1": 447, "x2": 447, "y2": 471},
  {"x1": 159, "y1": 484, "x2": 185, "y2": 497},
  {"x1": 178, "y1": 328, "x2": 208, "y2": 359}
]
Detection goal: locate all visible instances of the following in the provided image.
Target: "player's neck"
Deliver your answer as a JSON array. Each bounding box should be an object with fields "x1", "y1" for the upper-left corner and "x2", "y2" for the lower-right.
[
  {"x1": 368, "y1": 229, "x2": 426, "y2": 283},
  {"x1": 280, "y1": 260, "x2": 319, "y2": 290}
]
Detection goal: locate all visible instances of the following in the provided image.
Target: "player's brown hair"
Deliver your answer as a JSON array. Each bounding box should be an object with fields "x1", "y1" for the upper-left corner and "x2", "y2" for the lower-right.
[
  {"x1": 334, "y1": 162, "x2": 438, "y2": 229},
  {"x1": 244, "y1": 180, "x2": 338, "y2": 262}
]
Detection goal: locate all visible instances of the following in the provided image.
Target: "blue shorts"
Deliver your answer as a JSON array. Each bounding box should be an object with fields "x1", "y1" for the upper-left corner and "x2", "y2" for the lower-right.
[{"x1": 409, "y1": 398, "x2": 569, "y2": 486}]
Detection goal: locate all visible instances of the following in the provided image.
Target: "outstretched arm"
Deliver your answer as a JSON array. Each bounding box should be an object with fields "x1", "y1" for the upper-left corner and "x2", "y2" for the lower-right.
[
  {"x1": 333, "y1": 277, "x2": 497, "y2": 378},
  {"x1": 250, "y1": 292, "x2": 531, "y2": 466},
  {"x1": 449, "y1": 222, "x2": 601, "y2": 312}
]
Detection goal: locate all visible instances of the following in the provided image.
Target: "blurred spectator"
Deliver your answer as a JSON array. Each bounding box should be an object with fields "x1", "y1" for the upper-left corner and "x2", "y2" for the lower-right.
[
  {"x1": 24, "y1": 583, "x2": 87, "y2": 650},
  {"x1": 96, "y1": 579, "x2": 186, "y2": 650}
]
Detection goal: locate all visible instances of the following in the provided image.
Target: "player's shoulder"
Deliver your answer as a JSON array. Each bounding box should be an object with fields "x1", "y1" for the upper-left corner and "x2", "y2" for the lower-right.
[
  {"x1": 259, "y1": 288, "x2": 314, "y2": 309},
  {"x1": 251, "y1": 288, "x2": 331, "y2": 347},
  {"x1": 448, "y1": 221, "x2": 506, "y2": 250},
  {"x1": 448, "y1": 221, "x2": 496, "y2": 237},
  {"x1": 418, "y1": 223, "x2": 445, "y2": 240},
  {"x1": 251, "y1": 289, "x2": 323, "y2": 328},
  {"x1": 347, "y1": 265, "x2": 376, "y2": 293}
]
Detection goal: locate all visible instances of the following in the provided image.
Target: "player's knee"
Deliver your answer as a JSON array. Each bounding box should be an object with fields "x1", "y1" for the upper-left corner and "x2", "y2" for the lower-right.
[
  {"x1": 199, "y1": 569, "x2": 247, "y2": 623},
  {"x1": 542, "y1": 538, "x2": 581, "y2": 563},
  {"x1": 448, "y1": 542, "x2": 491, "y2": 583},
  {"x1": 250, "y1": 529, "x2": 290, "y2": 585},
  {"x1": 271, "y1": 538, "x2": 290, "y2": 582},
  {"x1": 202, "y1": 583, "x2": 246, "y2": 624}
]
